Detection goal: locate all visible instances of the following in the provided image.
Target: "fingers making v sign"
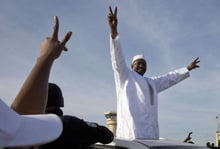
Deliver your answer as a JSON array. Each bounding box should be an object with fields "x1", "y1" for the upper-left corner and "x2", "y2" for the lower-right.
[
  {"x1": 40, "y1": 16, "x2": 72, "y2": 61},
  {"x1": 108, "y1": 6, "x2": 118, "y2": 39}
]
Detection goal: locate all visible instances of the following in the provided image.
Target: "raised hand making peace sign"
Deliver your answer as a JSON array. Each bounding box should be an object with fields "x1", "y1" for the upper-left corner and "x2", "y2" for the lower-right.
[
  {"x1": 108, "y1": 6, "x2": 118, "y2": 39},
  {"x1": 40, "y1": 16, "x2": 72, "y2": 61},
  {"x1": 12, "y1": 16, "x2": 72, "y2": 114}
]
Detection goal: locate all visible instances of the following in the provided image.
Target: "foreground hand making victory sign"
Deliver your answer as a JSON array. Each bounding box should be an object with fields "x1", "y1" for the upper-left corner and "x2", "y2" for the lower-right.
[{"x1": 11, "y1": 16, "x2": 72, "y2": 114}]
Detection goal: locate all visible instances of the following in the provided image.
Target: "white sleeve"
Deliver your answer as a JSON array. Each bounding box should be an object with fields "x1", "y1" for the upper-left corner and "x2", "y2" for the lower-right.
[{"x1": 151, "y1": 67, "x2": 190, "y2": 92}]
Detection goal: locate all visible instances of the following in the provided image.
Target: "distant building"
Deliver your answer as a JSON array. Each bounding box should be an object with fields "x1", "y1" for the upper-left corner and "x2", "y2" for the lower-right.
[
  {"x1": 104, "y1": 111, "x2": 117, "y2": 136},
  {"x1": 216, "y1": 116, "x2": 220, "y2": 147},
  {"x1": 216, "y1": 131, "x2": 220, "y2": 147}
]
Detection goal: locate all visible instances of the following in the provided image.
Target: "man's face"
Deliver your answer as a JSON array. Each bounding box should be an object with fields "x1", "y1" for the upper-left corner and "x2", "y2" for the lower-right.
[{"x1": 131, "y1": 59, "x2": 147, "y2": 76}]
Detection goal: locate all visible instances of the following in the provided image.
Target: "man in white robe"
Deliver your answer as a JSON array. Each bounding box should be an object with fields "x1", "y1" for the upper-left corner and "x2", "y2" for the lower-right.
[{"x1": 107, "y1": 6, "x2": 200, "y2": 140}]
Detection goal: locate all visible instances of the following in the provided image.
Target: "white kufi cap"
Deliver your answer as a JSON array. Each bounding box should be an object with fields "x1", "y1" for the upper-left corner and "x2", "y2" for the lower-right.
[{"x1": 132, "y1": 54, "x2": 146, "y2": 63}]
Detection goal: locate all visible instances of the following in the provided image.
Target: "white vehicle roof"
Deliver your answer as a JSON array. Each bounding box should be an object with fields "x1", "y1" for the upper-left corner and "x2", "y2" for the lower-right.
[{"x1": 93, "y1": 138, "x2": 209, "y2": 149}]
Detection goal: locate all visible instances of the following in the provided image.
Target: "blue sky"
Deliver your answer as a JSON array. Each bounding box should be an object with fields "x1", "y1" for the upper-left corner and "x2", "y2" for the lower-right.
[{"x1": 0, "y1": 0, "x2": 220, "y2": 145}]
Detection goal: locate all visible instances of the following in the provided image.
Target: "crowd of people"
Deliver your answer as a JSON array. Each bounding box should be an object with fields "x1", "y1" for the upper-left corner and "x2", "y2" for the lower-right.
[
  {"x1": 3, "y1": 5, "x2": 216, "y2": 149},
  {"x1": 182, "y1": 132, "x2": 220, "y2": 148},
  {"x1": 206, "y1": 142, "x2": 220, "y2": 149}
]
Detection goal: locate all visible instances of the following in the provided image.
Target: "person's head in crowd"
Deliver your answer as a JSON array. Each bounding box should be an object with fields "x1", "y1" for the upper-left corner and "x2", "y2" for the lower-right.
[
  {"x1": 0, "y1": 99, "x2": 62, "y2": 148},
  {"x1": 46, "y1": 83, "x2": 64, "y2": 116},
  {"x1": 206, "y1": 142, "x2": 211, "y2": 147}
]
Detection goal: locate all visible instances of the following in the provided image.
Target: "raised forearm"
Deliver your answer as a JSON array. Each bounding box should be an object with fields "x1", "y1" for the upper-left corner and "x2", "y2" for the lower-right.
[{"x1": 11, "y1": 57, "x2": 53, "y2": 114}]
